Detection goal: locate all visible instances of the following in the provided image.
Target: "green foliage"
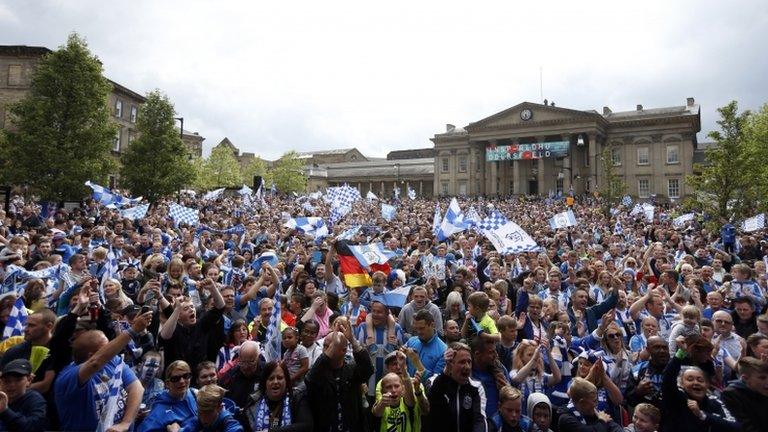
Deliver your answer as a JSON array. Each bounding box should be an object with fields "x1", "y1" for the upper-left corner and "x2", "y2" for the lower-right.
[
  {"x1": 119, "y1": 90, "x2": 194, "y2": 202},
  {"x1": 193, "y1": 144, "x2": 243, "y2": 190},
  {"x1": 598, "y1": 144, "x2": 627, "y2": 214},
  {"x1": 3, "y1": 33, "x2": 116, "y2": 200},
  {"x1": 687, "y1": 101, "x2": 759, "y2": 224},
  {"x1": 269, "y1": 151, "x2": 307, "y2": 193},
  {"x1": 240, "y1": 156, "x2": 268, "y2": 186}
]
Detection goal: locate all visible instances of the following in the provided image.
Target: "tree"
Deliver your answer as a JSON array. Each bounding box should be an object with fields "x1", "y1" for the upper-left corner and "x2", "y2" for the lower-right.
[
  {"x1": 687, "y1": 101, "x2": 758, "y2": 224},
  {"x1": 598, "y1": 144, "x2": 627, "y2": 214},
  {"x1": 120, "y1": 90, "x2": 194, "y2": 202},
  {"x1": 1, "y1": 33, "x2": 116, "y2": 200},
  {"x1": 194, "y1": 144, "x2": 242, "y2": 189},
  {"x1": 269, "y1": 151, "x2": 307, "y2": 193},
  {"x1": 240, "y1": 156, "x2": 268, "y2": 187}
]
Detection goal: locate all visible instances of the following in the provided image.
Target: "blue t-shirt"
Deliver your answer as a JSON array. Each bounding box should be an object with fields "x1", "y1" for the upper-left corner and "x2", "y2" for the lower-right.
[{"x1": 55, "y1": 356, "x2": 138, "y2": 431}]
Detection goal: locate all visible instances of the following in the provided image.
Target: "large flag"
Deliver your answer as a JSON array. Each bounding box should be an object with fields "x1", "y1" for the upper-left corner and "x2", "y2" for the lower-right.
[
  {"x1": 742, "y1": 214, "x2": 765, "y2": 232},
  {"x1": 621, "y1": 195, "x2": 633, "y2": 207},
  {"x1": 2, "y1": 297, "x2": 27, "y2": 340},
  {"x1": 168, "y1": 203, "x2": 199, "y2": 226},
  {"x1": 614, "y1": 220, "x2": 624, "y2": 235},
  {"x1": 437, "y1": 198, "x2": 469, "y2": 241},
  {"x1": 120, "y1": 204, "x2": 149, "y2": 221},
  {"x1": 336, "y1": 225, "x2": 361, "y2": 241},
  {"x1": 348, "y1": 242, "x2": 396, "y2": 274},
  {"x1": 642, "y1": 203, "x2": 655, "y2": 222},
  {"x1": 476, "y1": 210, "x2": 509, "y2": 232},
  {"x1": 251, "y1": 250, "x2": 279, "y2": 273},
  {"x1": 381, "y1": 203, "x2": 397, "y2": 221},
  {"x1": 672, "y1": 213, "x2": 695, "y2": 229},
  {"x1": 238, "y1": 184, "x2": 253, "y2": 196},
  {"x1": 85, "y1": 181, "x2": 140, "y2": 208},
  {"x1": 262, "y1": 288, "x2": 282, "y2": 363},
  {"x1": 366, "y1": 190, "x2": 378, "y2": 201},
  {"x1": 432, "y1": 202, "x2": 441, "y2": 235},
  {"x1": 549, "y1": 210, "x2": 578, "y2": 229},
  {"x1": 375, "y1": 285, "x2": 412, "y2": 309},
  {"x1": 284, "y1": 217, "x2": 329, "y2": 239},
  {"x1": 335, "y1": 241, "x2": 373, "y2": 288},
  {"x1": 203, "y1": 188, "x2": 226, "y2": 200},
  {"x1": 480, "y1": 220, "x2": 539, "y2": 254},
  {"x1": 407, "y1": 186, "x2": 416, "y2": 200}
]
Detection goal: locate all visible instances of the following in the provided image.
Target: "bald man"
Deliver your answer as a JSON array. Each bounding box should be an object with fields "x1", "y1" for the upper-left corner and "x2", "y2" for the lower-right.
[
  {"x1": 218, "y1": 340, "x2": 263, "y2": 410},
  {"x1": 54, "y1": 311, "x2": 152, "y2": 431}
]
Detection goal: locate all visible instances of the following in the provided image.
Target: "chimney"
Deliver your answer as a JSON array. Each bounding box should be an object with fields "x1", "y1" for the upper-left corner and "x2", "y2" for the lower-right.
[
  {"x1": 603, "y1": 106, "x2": 612, "y2": 115},
  {"x1": 636, "y1": 104, "x2": 643, "y2": 111},
  {"x1": 446, "y1": 124, "x2": 455, "y2": 133},
  {"x1": 687, "y1": 97, "x2": 695, "y2": 107}
]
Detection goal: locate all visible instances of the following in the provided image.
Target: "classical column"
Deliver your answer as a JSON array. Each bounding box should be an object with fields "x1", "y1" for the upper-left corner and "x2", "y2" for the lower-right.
[
  {"x1": 537, "y1": 136, "x2": 546, "y2": 196},
  {"x1": 419, "y1": 180, "x2": 423, "y2": 195},
  {"x1": 563, "y1": 134, "x2": 572, "y2": 193},
  {"x1": 380, "y1": 181, "x2": 385, "y2": 195},
  {"x1": 588, "y1": 133, "x2": 600, "y2": 192},
  {"x1": 368, "y1": 182, "x2": 372, "y2": 193},
  {"x1": 477, "y1": 142, "x2": 487, "y2": 196},
  {"x1": 489, "y1": 140, "x2": 498, "y2": 195},
  {"x1": 512, "y1": 137, "x2": 521, "y2": 195}
]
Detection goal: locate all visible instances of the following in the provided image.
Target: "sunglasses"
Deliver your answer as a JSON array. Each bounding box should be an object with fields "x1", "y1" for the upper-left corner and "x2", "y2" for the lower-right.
[
  {"x1": 168, "y1": 373, "x2": 192, "y2": 383},
  {"x1": 606, "y1": 333, "x2": 622, "y2": 339}
]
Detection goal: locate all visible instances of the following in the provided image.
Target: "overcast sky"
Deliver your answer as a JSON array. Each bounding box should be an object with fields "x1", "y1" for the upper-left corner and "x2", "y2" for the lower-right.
[{"x1": 1, "y1": 0, "x2": 767, "y2": 159}]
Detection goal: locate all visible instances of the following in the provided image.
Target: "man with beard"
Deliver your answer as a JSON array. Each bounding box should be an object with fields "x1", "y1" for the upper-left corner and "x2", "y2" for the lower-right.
[{"x1": 626, "y1": 336, "x2": 669, "y2": 410}]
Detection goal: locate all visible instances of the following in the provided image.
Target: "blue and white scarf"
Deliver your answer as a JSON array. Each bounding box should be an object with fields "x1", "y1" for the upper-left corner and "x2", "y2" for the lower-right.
[{"x1": 250, "y1": 394, "x2": 292, "y2": 431}]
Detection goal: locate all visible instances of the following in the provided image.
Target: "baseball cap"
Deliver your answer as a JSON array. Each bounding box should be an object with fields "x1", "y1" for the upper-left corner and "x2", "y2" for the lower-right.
[{"x1": 2, "y1": 359, "x2": 32, "y2": 376}]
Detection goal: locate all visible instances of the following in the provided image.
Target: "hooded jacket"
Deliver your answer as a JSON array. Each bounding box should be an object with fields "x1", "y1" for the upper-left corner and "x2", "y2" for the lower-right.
[
  {"x1": 426, "y1": 373, "x2": 488, "y2": 432},
  {"x1": 180, "y1": 410, "x2": 243, "y2": 432},
  {"x1": 721, "y1": 379, "x2": 768, "y2": 432},
  {"x1": 138, "y1": 389, "x2": 198, "y2": 432},
  {"x1": 526, "y1": 392, "x2": 553, "y2": 432}
]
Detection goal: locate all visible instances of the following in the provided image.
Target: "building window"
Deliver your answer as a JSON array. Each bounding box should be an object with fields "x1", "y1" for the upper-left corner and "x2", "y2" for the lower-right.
[
  {"x1": 7, "y1": 65, "x2": 22, "y2": 86},
  {"x1": 509, "y1": 180, "x2": 514, "y2": 194},
  {"x1": 441, "y1": 157, "x2": 449, "y2": 173},
  {"x1": 637, "y1": 147, "x2": 649, "y2": 165},
  {"x1": 668, "y1": 178, "x2": 680, "y2": 198},
  {"x1": 113, "y1": 128, "x2": 122, "y2": 152},
  {"x1": 441, "y1": 182, "x2": 449, "y2": 195},
  {"x1": 556, "y1": 178, "x2": 564, "y2": 195},
  {"x1": 611, "y1": 147, "x2": 621, "y2": 166},
  {"x1": 638, "y1": 178, "x2": 650, "y2": 198},
  {"x1": 115, "y1": 100, "x2": 123, "y2": 118},
  {"x1": 458, "y1": 155, "x2": 467, "y2": 173},
  {"x1": 584, "y1": 149, "x2": 590, "y2": 167},
  {"x1": 458, "y1": 181, "x2": 468, "y2": 195},
  {"x1": 666, "y1": 145, "x2": 679, "y2": 164},
  {"x1": 130, "y1": 105, "x2": 138, "y2": 123}
]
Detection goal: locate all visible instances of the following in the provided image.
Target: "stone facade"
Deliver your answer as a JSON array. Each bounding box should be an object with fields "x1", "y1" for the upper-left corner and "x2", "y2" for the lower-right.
[
  {"x1": 297, "y1": 148, "x2": 367, "y2": 165},
  {"x1": 431, "y1": 99, "x2": 701, "y2": 199}
]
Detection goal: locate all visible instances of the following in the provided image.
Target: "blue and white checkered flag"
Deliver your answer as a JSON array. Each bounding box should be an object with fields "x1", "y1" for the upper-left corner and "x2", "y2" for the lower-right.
[
  {"x1": 285, "y1": 217, "x2": 329, "y2": 239},
  {"x1": 437, "y1": 198, "x2": 470, "y2": 241},
  {"x1": 621, "y1": 195, "x2": 633, "y2": 207},
  {"x1": 2, "y1": 297, "x2": 27, "y2": 340},
  {"x1": 672, "y1": 213, "x2": 695, "y2": 229},
  {"x1": 480, "y1": 220, "x2": 539, "y2": 254},
  {"x1": 476, "y1": 210, "x2": 509, "y2": 231},
  {"x1": 336, "y1": 225, "x2": 361, "y2": 241},
  {"x1": 238, "y1": 184, "x2": 253, "y2": 196},
  {"x1": 97, "y1": 357, "x2": 125, "y2": 432},
  {"x1": 120, "y1": 204, "x2": 149, "y2": 221},
  {"x1": 203, "y1": 188, "x2": 226, "y2": 200},
  {"x1": 549, "y1": 210, "x2": 578, "y2": 229},
  {"x1": 742, "y1": 214, "x2": 765, "y2": 232},
  {"x1": 85, "y1": 181, "x2": 140, "y2": 208},
  {"x1": 263, "y1": 289, "x2": 282, "y2": 363},
  {"x1": 168, "y1": 203, "x2": 199, "y2": 226}
]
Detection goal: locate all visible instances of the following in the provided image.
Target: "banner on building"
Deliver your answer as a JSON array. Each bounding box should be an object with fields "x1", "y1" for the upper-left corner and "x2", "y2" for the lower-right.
[{"x1": 486, "y1": 141, "x2": 569, "y2": 161}]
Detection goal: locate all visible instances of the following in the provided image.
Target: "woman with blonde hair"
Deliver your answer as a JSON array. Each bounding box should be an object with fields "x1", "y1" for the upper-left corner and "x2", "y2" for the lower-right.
[
  {"x1": 442, "y1": 290, "x2": 466, "y2": 330},
  {"x1": 103, "y1": 277, "x2": 134, "y2": 307},
  {"x1": 139, "y1": 360, "x2": 197, "y2": 432},
  {"x1": 510, "y1": 339, "x2": 561, "y2": 414}
]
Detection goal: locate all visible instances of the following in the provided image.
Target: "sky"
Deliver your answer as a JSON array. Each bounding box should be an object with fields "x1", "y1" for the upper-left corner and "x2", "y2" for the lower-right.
[{"x1": 1, "y1": 0, "x2": 767, "y2": 160}]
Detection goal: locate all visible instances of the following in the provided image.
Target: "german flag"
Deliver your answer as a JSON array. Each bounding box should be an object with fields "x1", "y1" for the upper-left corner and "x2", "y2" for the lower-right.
[{"x1": 335, "y1": 240, "x2": 372, "y2": 288}]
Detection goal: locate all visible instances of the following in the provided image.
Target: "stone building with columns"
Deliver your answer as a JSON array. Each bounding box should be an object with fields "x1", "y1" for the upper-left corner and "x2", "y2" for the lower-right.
[{"x1": 431, "y1": 99, "x2": 701, "y2": 199}]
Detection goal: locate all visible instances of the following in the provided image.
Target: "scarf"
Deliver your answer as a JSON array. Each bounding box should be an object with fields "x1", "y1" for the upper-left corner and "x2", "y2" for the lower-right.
[
  {"x1": 250, "y1": 394, "x2": 292, "y2": 431},
  {"x1": 566, "y1": 401, "x2": 587, "y2": 424}
]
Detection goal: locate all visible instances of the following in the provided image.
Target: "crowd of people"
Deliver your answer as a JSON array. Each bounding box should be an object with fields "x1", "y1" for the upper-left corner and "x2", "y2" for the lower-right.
[{"x1": 0, "y1": 190, "x2": 765, "y2": 432}]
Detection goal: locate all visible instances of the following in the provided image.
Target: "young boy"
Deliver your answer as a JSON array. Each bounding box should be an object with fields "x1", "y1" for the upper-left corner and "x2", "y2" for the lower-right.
[
  {"x1": 372, "y1": 372, "x2": 416, "y2": 432},
  {"x1": 527, "y1": 392, "x2": 554, "y2": 432},
  {"x1": 461, "y1": 291, "x2": 501, "y2": 344},
  {"x1": 624, "y1": 403, "x2": 660, "y2": 432},
  {"x1": 496, "y1": 315, "x2": 519, "y2": 371},
  {"x1": 559, "y1": 377, "x2": 622, "y2": 432},
  {"x1": 667, "y1": 305, "x2": 701, "y2": 355},
  {"x1": 492, "y1": 385, "x2": 535, "y2": 432}
]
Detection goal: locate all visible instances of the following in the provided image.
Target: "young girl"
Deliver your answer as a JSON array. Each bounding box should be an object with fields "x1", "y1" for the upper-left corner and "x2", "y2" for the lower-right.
[
  {"x1": 340, "y1": 288, "x2": 367, "y2": 331},
  {"x1": 216, "y1": 319, "x2": 250, "y2": 370},
  {"x1": 509, "y1": 339, "x2": 561, "y2": 414},
  {"x1": 282, "y1": 327, "x2": 309, "y2": 391}
]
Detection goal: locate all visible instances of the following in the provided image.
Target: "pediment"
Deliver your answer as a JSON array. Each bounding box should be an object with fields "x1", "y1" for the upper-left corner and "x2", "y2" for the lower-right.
[{"x1": 465, "y1": 102, "x2": 602, "y2": 131}]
